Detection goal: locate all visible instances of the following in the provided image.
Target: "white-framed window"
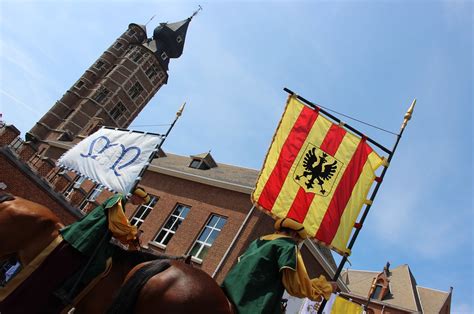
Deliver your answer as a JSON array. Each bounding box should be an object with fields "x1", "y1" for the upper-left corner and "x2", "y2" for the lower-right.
[
  {"x1": 152, "y1": 204, "x2": 190, "y2": 248},
  {"x1": 189, "y1": 215, "x2": 227, "y2": 262},
  {"x1": 9, "y1": 137, "x2": 23, "y2": 151},
  {"x1": 63, "y1": 175, "x2": 85, "y2": 199},
  {"x1": 130, "y1": 196, "x2": 158, "y2": 228},
  {"x1": 78, "y1": 184, "x2": 103, "y2": 212}
]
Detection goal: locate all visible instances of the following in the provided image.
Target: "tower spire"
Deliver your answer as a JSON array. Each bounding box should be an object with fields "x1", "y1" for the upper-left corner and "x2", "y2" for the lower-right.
[
  {"x1": 145, "y1": 14, "x2": 156, "y2": 26},
  {"x1": 191, "y1": 5, "x2": 202, "y2": 19}
]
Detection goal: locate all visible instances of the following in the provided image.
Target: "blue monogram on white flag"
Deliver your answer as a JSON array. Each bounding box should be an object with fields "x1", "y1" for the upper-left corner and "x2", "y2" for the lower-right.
[{"x1": 57, "y1": 128, "x2": 162, "y2": 195}]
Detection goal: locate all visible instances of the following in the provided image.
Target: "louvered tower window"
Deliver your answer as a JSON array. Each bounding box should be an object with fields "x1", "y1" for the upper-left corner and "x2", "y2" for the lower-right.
[
  {"x1": 128, "y1": 82, "x2": 143, "y2": 99},
  {"x1": 93, "y1": 87, "x2": 110, "y2": 103},
  {"x1": 110, "y1": 102, "x2": 127, "y2": 120}
]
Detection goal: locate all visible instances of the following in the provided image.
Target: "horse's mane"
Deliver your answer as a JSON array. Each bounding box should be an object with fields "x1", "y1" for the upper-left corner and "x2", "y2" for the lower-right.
[
  {"x1": 112, "y1": 245, "x2": 185, "y2": 265},
  {"x1": 106, "y1": 259, "x2": 172, "y2": 314}
]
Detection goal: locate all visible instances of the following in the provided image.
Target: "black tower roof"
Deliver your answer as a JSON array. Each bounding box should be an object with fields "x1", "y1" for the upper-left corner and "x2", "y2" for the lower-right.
[
  {"x1": 143, "y1": 17, "x2": 192, "y2": 71},
  {"x1": 153, "y1": 18, "x2": 190, "y2": 58}
]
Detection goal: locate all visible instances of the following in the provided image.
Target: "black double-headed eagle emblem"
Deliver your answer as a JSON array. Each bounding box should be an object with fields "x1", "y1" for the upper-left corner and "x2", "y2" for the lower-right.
[{"x1": 294, "y1": 146, "x2": 340, "y2": 195}]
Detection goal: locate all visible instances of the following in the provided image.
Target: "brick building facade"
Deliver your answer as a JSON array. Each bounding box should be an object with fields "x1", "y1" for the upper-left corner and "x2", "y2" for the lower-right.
[{"x1": 0, "y1": 124, "x2": 341, "y2": 287}]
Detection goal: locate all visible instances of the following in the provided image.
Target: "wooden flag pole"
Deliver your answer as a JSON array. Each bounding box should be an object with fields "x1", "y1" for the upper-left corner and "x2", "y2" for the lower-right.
[{"x1": 317, "y1": 98, "x2": 416, "y2": 313}]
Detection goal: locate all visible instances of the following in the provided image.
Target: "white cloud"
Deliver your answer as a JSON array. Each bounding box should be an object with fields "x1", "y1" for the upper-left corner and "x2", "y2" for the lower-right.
[
  {"x1": 0, "y1": 88, "x2": 42, "y2": 116},
  {"x1": 366, "y1": 129, "x2": 472, "y2": 259},
  {"x1": 0, "y1": 38, "x2": 45, "y2": 82},
  {"x1": 452, "y1": 303, "x2": 474, "y2": 314}
]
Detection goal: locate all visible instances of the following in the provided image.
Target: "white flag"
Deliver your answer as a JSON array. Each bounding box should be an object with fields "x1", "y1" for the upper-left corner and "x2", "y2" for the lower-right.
[
  {"x1": 58, "y1": 128, "x2": 162, "y2": 195},
  {"x1": 300, "y1": 294, "x2": 336, "y2": 314}
]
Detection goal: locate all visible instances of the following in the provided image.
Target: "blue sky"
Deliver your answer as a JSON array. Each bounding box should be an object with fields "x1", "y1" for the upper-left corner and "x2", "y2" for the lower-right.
[{"x1": 1, "y1": 1, "x2": 472, "y2": 312}]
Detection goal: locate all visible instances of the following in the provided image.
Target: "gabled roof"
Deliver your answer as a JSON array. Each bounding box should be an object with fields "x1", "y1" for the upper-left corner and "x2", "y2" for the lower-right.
[
  {"x1": 149, "y1": 153, "x2": 258, "y2": 193},
  {"x1": 417, "y1": 286, "x2": 451, "y2": 313},
  {"x1": 341, "y1": 269, "x2": 378, "y2": 294},
  {"x1": 342, "y1": 264, "x2": 450, "y2": 312},
  {"x1": 342, "y1": 265, "x2": 420, "y2": 310}
]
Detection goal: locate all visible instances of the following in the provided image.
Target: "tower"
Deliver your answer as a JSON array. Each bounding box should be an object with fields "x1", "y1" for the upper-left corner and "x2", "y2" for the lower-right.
[{"x1": 26, "y1": 17, "x2": 193, "y2": 145}]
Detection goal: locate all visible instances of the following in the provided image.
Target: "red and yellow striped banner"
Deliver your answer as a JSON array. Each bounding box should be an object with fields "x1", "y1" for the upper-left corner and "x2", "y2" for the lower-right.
[{"x1": 252, "y1": 96, "x2": 384, "y2": 255}]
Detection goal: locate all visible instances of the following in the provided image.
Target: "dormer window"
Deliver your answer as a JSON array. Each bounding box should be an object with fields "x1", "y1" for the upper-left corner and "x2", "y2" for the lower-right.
[
  {"x1": 176, "y1": 35, "x2": 183, "y2": 43},
  {"x1": 369, "y1": 264, "x2": 391, "y2": 301},
  {"x1": 161, "y1": 52, "x2": 168, "y2": 61},
  {"x1": 188, "y1": 152, "x2": 218, "y2": 170},
  {"x1": 371, "y1": 284, "x2": 383, "y2": 299},
  {"x1": 189, "y1": 159, "x2": 210, "y2": 170}
]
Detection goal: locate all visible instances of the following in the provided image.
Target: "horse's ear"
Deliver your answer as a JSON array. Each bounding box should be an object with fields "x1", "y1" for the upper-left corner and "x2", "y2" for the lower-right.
[
  {"x1": 0, "y1": 192, "x2": 15, "y2": 203},
  {"x1": 184, "y1": 255, "x2": 192, "y2": 265}
]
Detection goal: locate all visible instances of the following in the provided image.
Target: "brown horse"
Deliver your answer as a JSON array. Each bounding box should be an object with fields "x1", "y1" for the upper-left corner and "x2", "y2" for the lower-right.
[
  {"x1": 0, "y1": 193, "x2": 62, "y2": 266},
  {"x1": 106, "y1": 259, "x2": 233, "y2": 314},
  {"x1": 0, "y1": 194, "x2": 232, "y2": 313}
]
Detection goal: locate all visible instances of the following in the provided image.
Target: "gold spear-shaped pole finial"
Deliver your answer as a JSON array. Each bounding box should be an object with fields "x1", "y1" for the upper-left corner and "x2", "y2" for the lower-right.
[
  {"x1": 401, "y1": 98, "x2": 416, "y2": 131},
  {"x1": 176, "y1": 102, "x2": 186, "y2": 117}
]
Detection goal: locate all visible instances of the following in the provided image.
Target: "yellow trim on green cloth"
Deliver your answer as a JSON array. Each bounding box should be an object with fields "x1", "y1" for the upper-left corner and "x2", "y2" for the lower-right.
[
  {"x1": 260, "y1": 233, "x2": 333, "y2": 301},
  {"x1": 260, "y1": 233, "x2": 292, "y2": 241},
  {"x1": 108, "y1": 200, "x2": 137, "y2": 244},
  {"x1": 0, "y1": 235, "x2": 63, "y2": 301},
  {"x1": 281, "y1": 246, "x2": 333, "y2": 301}
]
